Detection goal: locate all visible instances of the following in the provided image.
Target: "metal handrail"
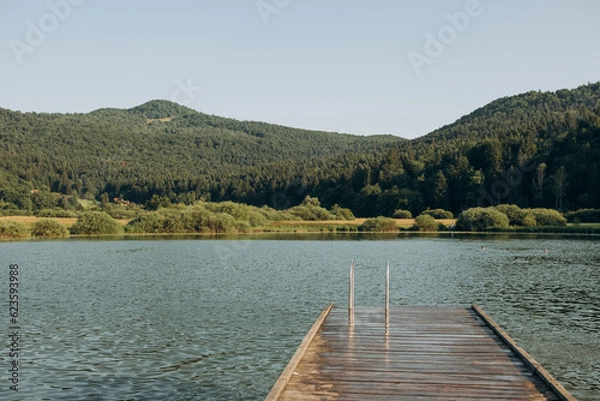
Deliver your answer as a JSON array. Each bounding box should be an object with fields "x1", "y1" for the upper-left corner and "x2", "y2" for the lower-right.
[
  {"x1": 348, "y1": 260, "x2": 391, "y2": 327},
  {"x1": 348, "y1": 260, "x2": 355, "y2": 325}
]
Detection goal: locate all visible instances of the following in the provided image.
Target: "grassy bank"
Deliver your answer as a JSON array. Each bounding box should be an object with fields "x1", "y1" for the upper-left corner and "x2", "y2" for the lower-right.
[
  {"x1": 0, "y1": 216, "x2": 130, "y2": 228},
  {"x1": 1, "y1": 202, "x2": 599, "y2": 240},
  {"x1": 0, "y1": 215, "x2": 456, "y2": 239}
]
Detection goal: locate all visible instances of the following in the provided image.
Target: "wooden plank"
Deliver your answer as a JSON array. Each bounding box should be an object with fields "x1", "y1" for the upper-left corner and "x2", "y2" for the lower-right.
[
  {"x1": 264, "y1": 303, "x2": 333, "y2": 401},
  {"x1": 472, "y1": 304, "x2": 577, "y2": 401},
  {"x1": 268, "y1": 305, "x2": 575, "y2": 401}
]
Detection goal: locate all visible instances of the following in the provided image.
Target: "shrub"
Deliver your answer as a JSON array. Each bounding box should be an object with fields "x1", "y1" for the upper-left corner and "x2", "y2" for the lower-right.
[
  {"x1": 331, "y1": 204, "x2": 355, "y2": 220},
  {"x1": 102, "y1": 204, "x2": 143, "y2": 220},
  {"x1": 257, "y1": 205, "x2": 299, "y2": 222},
  {"x1": 413, "y1": 214, "x2": 439, "y2": 232},
  {"x1": 70, "y1": 212, "x2": 123, "y2": 235},
  {"x1": 0, "y1": 220, "x2": 30, "y2": 239},
  {"x1": 127, "y1": 206, "x2": 242, "y2": 234},
  {"x1": 287, "y1": 196, "x2": 338, "y2": 221},
  {"x1": 358, "y1": 217, "x2": 398, "y2": 232},
  {"x1": 421, "y1": 209, "x2": 454, "y2": 219},
  {"x1": 246, "y1": 210, "x2": 267, "y2": 227},
  {"x1": 565, "y1": 209, "x2": 600, "y2": 223},
  {"x1": 203, "y1": 201, "x2": 249, "y2": 220},
  {"x1": 206, "y1": 212, "x2": 239, "y2": 233},
  {"x1": 127, "y1": 208, "x2": 185, "y2": 233},
  {"x1": 187, "y1": 208, "x2": 238, "y2": 233},
  {"x1": 31, "y1": 219, "x2": 69, "y2": 238},
  {"x1": 392, "y1": 209, "x2": 413, "y2": 219},
  {"x1": 527, "y1": 208, "x2": 567, "y2": 226},
  {"x1": 0, "y1": 210, "x2": 33, "y2": 217},
  {"x1": 520, "y1": 212, "x2": 537, "y2": 227},
  {"x1": 37, "y1": 209, "x2": 78, "y2": 218},
  {"x1": 203, "y1": 201, "x2": 267, "y2": 227},
  {"x1": 455, "y1": 207, "x2": 510, "y2": 231},
  {"x1": 494, "y1": 204, "x2": 523, "y2": 226},
  {"x1": 287, "y1": 205, "x2": 336, "y2": 221}
]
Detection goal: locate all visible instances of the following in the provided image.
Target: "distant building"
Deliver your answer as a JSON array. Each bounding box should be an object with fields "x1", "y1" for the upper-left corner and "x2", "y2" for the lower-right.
[{"x1": 113, "y1": 198, "x2": 132, "y2": 206}]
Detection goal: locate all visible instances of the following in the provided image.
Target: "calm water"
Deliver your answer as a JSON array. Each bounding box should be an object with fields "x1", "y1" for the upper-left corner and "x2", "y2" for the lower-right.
[{"x1": 0, "y1": 234, "x2": 599, "y2": 401}]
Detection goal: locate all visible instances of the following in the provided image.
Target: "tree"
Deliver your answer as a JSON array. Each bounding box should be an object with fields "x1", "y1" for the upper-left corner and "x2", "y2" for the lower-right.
[
  {"x1": 392, "y1": 209, "x2": 412, "y2": 218},
  {"x1": 100, "y1": 192, "x2": 110, "y2": 209},
  {"x1": 533, "y1": 163, "x2": 547, "y2": 204},
  {"x1": 146, "y1": 194, "x2": 171, "y2": 210},
  {"x1": 432, "y1": 170, "x2": 449, "y2": 209},
  {"x1": 30, "y1": 190, "x2": 59, "y2": 211},
  {"x1": 553, "y1": 166, "x2": 567, "y2": 210},
  {"x1": 376, "y1": 186, "x2": 402, "y2": 217},
  {"x1": 301, "y1": 196, "x2": 321, "y2": 207}
]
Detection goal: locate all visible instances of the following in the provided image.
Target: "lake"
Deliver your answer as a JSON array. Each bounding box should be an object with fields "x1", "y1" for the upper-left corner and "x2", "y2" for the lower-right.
[{"x1": 1, "y1": 234, "x2": 599, "y2": 400}]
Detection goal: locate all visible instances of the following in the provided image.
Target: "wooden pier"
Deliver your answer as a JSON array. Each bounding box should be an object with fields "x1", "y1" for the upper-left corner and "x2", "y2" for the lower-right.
[{"x1": 266, "y1": 304, "x2": 576, "y2": 401}]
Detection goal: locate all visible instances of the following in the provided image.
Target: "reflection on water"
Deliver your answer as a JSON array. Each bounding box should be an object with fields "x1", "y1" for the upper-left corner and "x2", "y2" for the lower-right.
[{"x1": 0, "y1": 235, "x2": 598, "y2": 400}]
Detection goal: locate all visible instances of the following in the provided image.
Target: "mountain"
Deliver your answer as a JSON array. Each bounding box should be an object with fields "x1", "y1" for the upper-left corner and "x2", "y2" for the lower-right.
[
  {"x1": 1, "y1": 83, "x2": 599, "y2": 215},
  {"x1": 333, "y1": 82, "x2": 600, "y2": 215}
]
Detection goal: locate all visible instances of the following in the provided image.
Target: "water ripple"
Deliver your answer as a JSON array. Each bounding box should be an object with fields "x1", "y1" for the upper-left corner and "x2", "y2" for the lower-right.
[{"x1": 0, "y1": 236, "x2": 598, "y2": 400}]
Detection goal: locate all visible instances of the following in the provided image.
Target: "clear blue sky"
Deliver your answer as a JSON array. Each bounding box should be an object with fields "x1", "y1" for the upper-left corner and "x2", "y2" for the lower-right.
[{"x1": 1, "y1": 0, "x2": 599, "y2": 138}]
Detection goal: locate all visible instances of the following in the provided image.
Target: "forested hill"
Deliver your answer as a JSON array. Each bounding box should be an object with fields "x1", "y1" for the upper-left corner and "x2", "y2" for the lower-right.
[
  {"x1": 1, "y1": 82, "x2": 600, "y2": 216},
  {"x1": 0, "y1": 100, "x2": 404, "y2": 210}
]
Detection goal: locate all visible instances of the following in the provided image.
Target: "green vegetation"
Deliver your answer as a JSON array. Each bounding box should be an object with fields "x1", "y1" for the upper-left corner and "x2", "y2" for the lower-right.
[
  {"x1": 31, "y1": 219, "x2": 69, "y2": 238},
  {"x1": 0, "y1": 220, "x2": 30, "y2": 239},
  {"x1": 0, "y1": 197, "x2": 360, "y2": 240},
  {"x1": 494, "y1": 204, "x2": 524, "y2": 226},
  {"x1": 0, "y1": 100, "x2": 402, "y2": 216},
  {"x1": 456, "y1": 208, "x2": 510, "y2": 231},
  {"x1": 392, "y1": 209, "x2": 413, "y2": 219},
  {"x1": 527, "y1": 208, "x2": 567, "y2": 226},
  {"x1": 70, "y1": 212, "x2": 123, "y2": 235},
  {"x1": 287, "y1": 196, "x2": 339, "y2": 221},
  {"x1": 566, "y1": 209, "x2": 600, "y2": 223},
  {"x1": 126, "y1": 198, "x2": 351, "y2": 234},
  {"x1": 456, "y1": 205, "x2": 569, "y2": 231},
  {"x1": 413, "y1": 214, "x2": 439, "y2": 232},
  {"x1": 1, "y1": 83, "x2": 600, "y2": 222},
  {"x1": 127, "y1": 207, "x2": 240, "y2": 234},
  {"x1": 421, "y1": 209, "x2": 454, "y2": 219},
  {"x1": 358, "y1": 217, "x2": 398, "y2": 232},
  {"x1": 0, "y1": 209, "x2": 32, "y2": 217},
  {"x1": 331, "y1": 204, "x2": 356, "y2": 220},
  {"x1": 1, "y1": 196, "x2": 597, "y2": 239},
  {"x1": 101, "y1": 203, "x2": 144, "y2": 220},
  {"x1": 493, "y1": 204, "x2": 567, "y2": 227},
  {"x1": 36, "y1": 209, "x2": 78, "y2": 218}
]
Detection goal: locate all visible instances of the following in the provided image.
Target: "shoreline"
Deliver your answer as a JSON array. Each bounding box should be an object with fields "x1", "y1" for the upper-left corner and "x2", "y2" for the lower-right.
[
  {"x1": 2, "y1": 230, "x2": 599, "y2": 243},
  {"x1": 2, "y1": 216, "x2": 599, "y2": 241}
]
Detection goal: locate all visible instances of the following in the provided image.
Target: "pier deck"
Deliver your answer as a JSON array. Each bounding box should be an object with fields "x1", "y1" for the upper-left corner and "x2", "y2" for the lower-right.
[{"x1": 266, "y1": 304, "x2": 575, "y2": 401}]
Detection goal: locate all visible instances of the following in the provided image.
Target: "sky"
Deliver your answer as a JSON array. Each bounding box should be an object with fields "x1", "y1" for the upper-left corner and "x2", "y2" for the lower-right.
[{"x1": 1, "y1": 0, "x2": 599, "y2": 139}]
